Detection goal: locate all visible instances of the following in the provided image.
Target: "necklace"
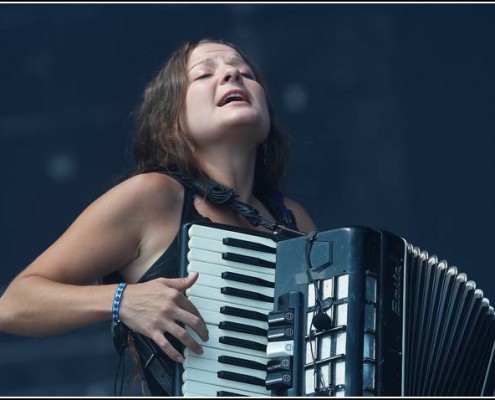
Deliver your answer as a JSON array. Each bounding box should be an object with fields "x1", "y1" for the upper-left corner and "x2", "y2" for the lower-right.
[{"x1": 166, "y1": 170, "x2": 304, "y2": 237}]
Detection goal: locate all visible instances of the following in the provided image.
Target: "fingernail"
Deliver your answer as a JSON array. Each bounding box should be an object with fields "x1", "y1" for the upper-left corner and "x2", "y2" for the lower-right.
[{"x1": 176, "y1": 354, "x2": 185, "y2": 363}]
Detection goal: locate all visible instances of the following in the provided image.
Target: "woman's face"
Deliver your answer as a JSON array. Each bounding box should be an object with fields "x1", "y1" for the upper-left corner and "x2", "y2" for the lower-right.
[{"x1": 181, "y1": 42, "x2": 270, "y2": 150}]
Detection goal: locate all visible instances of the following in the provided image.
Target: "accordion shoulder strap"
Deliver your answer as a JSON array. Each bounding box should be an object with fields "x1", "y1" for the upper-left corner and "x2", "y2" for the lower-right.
[{"x1": 151, "y1": 168, "x2": 303, "y2": 237}]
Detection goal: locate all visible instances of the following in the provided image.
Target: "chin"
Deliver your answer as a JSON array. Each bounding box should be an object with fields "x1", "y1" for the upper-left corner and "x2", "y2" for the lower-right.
[
  {"x1": 226, "y1": 122, "x2": 268, "y2": 142},
  {"x1": 223, "y1": 111, "x2": 269, "y2": 134}
]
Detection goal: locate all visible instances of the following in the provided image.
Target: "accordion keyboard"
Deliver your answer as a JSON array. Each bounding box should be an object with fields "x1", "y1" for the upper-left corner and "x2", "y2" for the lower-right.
[{"x1": 182, "y1": 223, "x2": 278, "y2": 397}]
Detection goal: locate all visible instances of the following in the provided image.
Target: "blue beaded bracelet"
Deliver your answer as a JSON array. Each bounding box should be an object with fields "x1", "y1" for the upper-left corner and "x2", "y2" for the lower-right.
[{"x1": 112, "y1": 282, "x2": 127, "y2": 323}]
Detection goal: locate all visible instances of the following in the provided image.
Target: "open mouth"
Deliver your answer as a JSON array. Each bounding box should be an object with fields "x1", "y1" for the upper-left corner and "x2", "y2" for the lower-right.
[{"x1": 218, "y1": 91, "x2": 249, "y2": 106}]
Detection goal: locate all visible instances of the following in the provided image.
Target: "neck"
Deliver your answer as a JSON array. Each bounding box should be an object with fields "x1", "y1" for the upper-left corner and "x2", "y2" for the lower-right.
[{"x1": 195, "y1": 145, "x2": 258, "y2": 204}]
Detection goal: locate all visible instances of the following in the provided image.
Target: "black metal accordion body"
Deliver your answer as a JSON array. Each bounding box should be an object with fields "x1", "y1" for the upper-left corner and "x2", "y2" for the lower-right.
[{"x1": 169, "y1": 221, "x2": 495, "y2": 396}]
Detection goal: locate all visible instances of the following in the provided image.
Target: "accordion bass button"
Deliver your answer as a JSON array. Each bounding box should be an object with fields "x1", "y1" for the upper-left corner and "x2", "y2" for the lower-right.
[
  {"x1": 268, "y1": 309, "x2": 295, "y2": 325},
  {"x1": 267, "y1": 356, "x2": 292, "y2": 372},
  {"x1": 267, "y1": 325, "x2": 294, "y2": 341},
  {"x1": 266, "y1": 340, "x2": 294, "y2": 357},
  {"x1": 265, "y1": 371, "x2": 293, "y2": 391}
]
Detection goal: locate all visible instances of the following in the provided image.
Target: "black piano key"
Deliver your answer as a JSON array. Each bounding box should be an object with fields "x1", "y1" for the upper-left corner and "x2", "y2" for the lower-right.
[
  {"x1": 217, "y1": 390, "x2": 248, "y2": 397},
  {"x1": 219, "y1": 321, "x2": 268, "y2": 337},
  {"x1": 218, "y1": 370, "x2": 266, "y2": 387},
  {"x1": 221, "y1": 271, "x2": 275, "y2": 288},
  {"x1": 222, "y1": 252, "x2": 275, "y2": 269},
  {"x1": 218, "y1": 355, "x2": 266, "y2": 371},
  {"x1": 219, "y1": 336, "x2": 267, "y2": 352},
  {"x1": 220, "y1": 305, "x2": 268, "y2": 321},
  {"x1": 222, "y1": 237, "x2": 276, "y2": 254},
  {"x1": 221, "y1": 286, "x2": 274, "y2": 303}
]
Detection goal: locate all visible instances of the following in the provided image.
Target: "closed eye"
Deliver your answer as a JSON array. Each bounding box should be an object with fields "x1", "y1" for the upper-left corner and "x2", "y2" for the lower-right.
[
  {"x1": 195, "y1": 73, "x2": 212, "y2": 80},
  {"x1": 241, "y1": 72, "x2": 256, "y2": 80}
]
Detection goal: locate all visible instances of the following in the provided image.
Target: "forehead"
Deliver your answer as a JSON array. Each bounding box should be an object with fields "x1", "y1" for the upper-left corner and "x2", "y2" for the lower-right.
[{"x1": 188, "y1": 43, "x2": 246, "y2": 67}]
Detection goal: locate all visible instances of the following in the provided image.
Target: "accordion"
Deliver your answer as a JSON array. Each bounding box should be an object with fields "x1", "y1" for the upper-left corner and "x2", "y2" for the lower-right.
[{"x1": 148, "y1": 221, "x2": 495, "y2": 396}]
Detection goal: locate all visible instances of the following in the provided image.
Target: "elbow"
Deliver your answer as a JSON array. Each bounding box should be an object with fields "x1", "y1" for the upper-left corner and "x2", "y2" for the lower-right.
[
  {"x1": 0, "y1": 292, "x2": 42, "y2": 337},
  {"x1": 0, "y1": 295, "x2": 16, "y2": 335}
]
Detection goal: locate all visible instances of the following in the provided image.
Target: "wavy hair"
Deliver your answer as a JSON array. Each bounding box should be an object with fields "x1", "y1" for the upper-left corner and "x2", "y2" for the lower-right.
[{"x1": 132, "y1": 38, "x2": 290, "y2": 193}]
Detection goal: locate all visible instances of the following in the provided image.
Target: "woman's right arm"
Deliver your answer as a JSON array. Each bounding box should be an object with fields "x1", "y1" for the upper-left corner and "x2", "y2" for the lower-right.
[{"x1": 0, "y1": 173, "x2": 208, "y2": 363}]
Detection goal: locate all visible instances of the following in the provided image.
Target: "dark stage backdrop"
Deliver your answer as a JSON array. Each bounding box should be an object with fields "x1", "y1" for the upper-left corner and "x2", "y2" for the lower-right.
[{"x1": 1, "y1": 3, "x2": 494, "y2": 395}]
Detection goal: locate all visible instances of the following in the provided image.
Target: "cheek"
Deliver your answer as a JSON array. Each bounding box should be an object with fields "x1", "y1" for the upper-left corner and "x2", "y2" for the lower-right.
[
  {"x1": 182, "y1": 93, "x2": 199, "y2": 129},
  {"x1": 254, "y1": 87, "x2": 269, "y2": 117},
  {"x1": 259, "y1": 96, "x2": 271, "y2": 132},
  {"x1": 182, "y1": 93, "x2": 213, "y2": 138},
  {"x1": 178, "y1": 107, "x2": 188, "y2": 133},
  {"x1": 185, "y1": 90, "x2": 210, "y2": 120}
]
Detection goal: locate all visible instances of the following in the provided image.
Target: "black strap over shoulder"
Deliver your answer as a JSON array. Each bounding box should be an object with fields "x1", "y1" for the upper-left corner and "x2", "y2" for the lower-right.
[
  {"x1": 151, "y1": 168, "x2": 303, "y2": 238},
  {"x1": 262, "y1": 189, "x2": 299, "y2": 231}
]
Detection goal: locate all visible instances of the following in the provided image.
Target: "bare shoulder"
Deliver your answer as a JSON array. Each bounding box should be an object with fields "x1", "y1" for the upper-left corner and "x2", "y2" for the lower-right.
[
  {"x1": 283, "y1": 196, "x2": 317, "y2": 233},
  {"x1": 94, "y1": 172, "x2": 184, "y2": 217}
]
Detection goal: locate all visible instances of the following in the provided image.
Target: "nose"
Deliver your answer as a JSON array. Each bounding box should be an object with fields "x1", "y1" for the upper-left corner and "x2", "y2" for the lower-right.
[{"x1": 221, "y1": 65, "x2": 241, "y2": 83}]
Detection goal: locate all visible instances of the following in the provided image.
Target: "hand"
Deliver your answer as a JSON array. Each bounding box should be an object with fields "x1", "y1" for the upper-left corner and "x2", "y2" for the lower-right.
[{"x1": 118, "y1": 272, "x2": 208, "y2": 363}]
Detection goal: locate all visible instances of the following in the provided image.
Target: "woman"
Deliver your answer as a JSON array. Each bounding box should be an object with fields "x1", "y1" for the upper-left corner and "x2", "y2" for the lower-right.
[{"x1": 0, "y1": 38, "x2": 316, "y2": 394}]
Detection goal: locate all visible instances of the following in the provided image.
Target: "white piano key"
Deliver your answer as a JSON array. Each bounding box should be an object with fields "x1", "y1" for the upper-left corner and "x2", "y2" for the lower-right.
[
  {"x1": 184, "y1": 355, "x2": 266, "y2": 380},
  {"x1": 182, "y1": 391, "x2": 207, "y2": 397},
  {"x1": 188, "y1": 248, "x2": 275, "y2": 276},
  {"x1": 194, "y1": 273, "x2": 274, "y2": 298},
  {"x1": 189, "y1": 236, "x2": 276, "y2": 262},
  {"x1": 187, "y1": 324, "x2": 268, "y2": 358},
  {"x1": 188, "y1": 296, "x2": 268, "y2": 322},
  {"x1": 182, "y1": 368, "x2": 271, "y2": 395},
  {"x1": 196, "y1": 308, "x2": 268, "y2": 330},
  {"x1": 182, "y1": 380, "x2": 266, "y2": 397},
  {"x1": 189, "y1": 224, "x2": 277, "y2": 249},
  {"x1": 185, "y1": 345, "x2": 269, "y2": 366},
  {"x1": 187, "y1": 260, "x2": 275, "y2": 283},
  {"x1": 186, "y1": 284, "x2": 274, "y2": 311}
]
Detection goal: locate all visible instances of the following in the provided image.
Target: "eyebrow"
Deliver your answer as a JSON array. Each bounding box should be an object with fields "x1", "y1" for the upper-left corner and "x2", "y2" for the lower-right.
[{"x1": 188, "y1": 56, "x2": 247, "y2": 72}]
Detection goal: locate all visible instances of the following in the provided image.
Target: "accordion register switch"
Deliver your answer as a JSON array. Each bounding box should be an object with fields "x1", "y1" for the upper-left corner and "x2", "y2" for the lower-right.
[{"x1": 266, "y1": 309, "x2": 295, "y2": 391}]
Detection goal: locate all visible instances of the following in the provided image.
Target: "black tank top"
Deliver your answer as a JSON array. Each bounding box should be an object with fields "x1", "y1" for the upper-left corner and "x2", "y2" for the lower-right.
[
  {"x1": 103, "y1": 177, "x2": 298, "y2": 285},
  {"x1": 136, "y1": 184, "x2": 208, "y2": 283}
]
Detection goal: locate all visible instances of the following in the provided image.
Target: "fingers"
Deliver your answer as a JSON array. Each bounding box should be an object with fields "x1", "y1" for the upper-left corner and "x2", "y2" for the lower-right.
[
  {"x1": 166, "y1": 319, "x2": 206, "y2": 356},
  {"x1": 160, "y1": 273, "x2": 207, "y2": 327},
  {"x1": 159, "y1": 276, "x2": 204, "y2": 320},
  {"x1": 161, "y1": 288, "x2": 209, "y2": 342},
  {"x1": 162, "y1": 271, "x2": 199, "y2": 291},
  {"x1": 173, "y1": 306, "x2": 209, "y2": 342},
  {"x1": 155, "y1": 274, "x2": 209, "y2": 358},
  {"x1": 151, "y1": 331, "x2": 185, "y2": 364},
  {"x1": 151, "y1": 318, "x2": 207, "y2": 364},
  {"x1": 125, "y1": 274, "x2": 209, "y2": 363}
]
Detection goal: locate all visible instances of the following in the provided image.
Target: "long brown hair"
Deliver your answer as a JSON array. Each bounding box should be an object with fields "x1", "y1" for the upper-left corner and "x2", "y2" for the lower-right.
[{"x1": 132, "y1": 38, "x2": 290, "y2": 194}]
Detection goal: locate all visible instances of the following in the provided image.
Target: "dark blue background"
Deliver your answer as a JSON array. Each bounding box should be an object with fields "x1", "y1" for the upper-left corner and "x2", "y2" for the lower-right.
[{"x1": 1, "y1": 3, "x2": 494, "y2": 395}]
